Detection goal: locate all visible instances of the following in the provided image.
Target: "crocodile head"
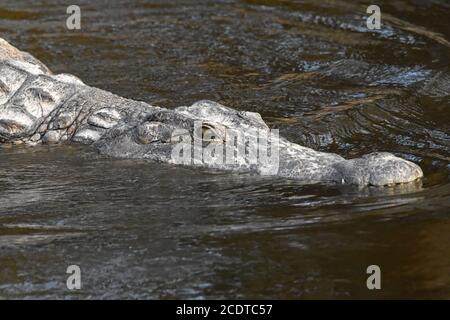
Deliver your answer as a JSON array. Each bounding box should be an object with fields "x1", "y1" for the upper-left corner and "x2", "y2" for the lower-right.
[
  {"x1": 94, "y1": 100, "x2": 423, "y2": 186},
  {"x1": 94, "y1": 100, "x2": 274, "y2": 171}
]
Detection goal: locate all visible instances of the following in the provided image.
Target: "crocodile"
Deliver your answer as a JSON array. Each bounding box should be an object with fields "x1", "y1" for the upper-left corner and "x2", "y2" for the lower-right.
[{"x1": 0, "y1": 37, "x2": 423, "y2": 186}]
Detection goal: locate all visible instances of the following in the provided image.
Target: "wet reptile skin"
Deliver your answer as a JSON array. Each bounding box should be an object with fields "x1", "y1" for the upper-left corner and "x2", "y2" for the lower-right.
[{"x1": 0, "y1": 37, "x2": 423, "y2": 186}]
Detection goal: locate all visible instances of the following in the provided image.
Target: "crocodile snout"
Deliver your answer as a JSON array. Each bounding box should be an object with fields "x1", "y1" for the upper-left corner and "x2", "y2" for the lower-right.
[{"x1": 334, "y1": 152, "x2": 423, "y2": 186}]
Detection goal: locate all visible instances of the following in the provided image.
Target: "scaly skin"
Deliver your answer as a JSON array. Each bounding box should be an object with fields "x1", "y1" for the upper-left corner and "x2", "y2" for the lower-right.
[{"x1": 0, "y1": 37, "x2": 423, "y2": 186}]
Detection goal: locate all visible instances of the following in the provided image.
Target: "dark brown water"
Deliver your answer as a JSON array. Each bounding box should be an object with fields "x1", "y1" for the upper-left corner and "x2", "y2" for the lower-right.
[{"x1": 0, "y1": 0, "x2": 449, "y2": 299}]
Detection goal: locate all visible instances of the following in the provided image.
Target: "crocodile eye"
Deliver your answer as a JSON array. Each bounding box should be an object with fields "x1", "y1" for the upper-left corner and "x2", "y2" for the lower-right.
[
  {"x1": 202, "y1": 122, "x2": 226, "y2": 142},
  {"x1": 135, "y1": 122, "x2": 171, "y2": 144}
]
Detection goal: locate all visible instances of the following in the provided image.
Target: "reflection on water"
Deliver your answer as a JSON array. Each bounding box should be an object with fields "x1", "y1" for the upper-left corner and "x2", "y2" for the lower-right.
[{"x1": 0, "y1": 0, "x2": 449, "y2": 299}]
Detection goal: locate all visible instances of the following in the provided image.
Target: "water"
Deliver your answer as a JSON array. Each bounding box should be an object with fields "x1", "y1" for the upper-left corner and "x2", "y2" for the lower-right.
[{"x1": 0, "y1": 0, "x2": 449, "y2": 299}]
